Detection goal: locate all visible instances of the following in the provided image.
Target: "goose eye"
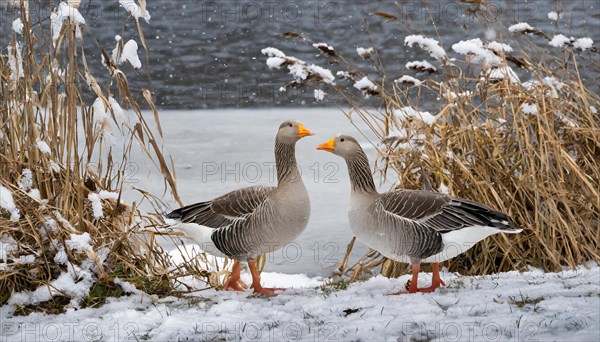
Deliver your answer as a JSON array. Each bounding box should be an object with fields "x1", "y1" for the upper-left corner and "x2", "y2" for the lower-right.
[
  {"x1": 288, "y1": 123, "x2": 293, "y2": 127},
  {"x1": 340, "y1": 138, "x2": 345, "y2": 142}
]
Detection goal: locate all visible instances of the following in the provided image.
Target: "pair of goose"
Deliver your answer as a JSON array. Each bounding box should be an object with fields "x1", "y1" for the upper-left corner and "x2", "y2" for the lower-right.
[{"x1": 167, "y1": 120, "x2": 521, "y2": 296}]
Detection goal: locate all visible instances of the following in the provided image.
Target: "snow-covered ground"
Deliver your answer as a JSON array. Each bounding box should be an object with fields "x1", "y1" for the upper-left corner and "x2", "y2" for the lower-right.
[{"x1": 2, "y1": 264, "x2": 598, "y2": 341}]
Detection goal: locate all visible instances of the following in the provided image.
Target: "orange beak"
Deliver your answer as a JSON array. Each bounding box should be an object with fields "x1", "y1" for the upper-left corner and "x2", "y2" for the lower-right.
[
  {"x1": 316, "y1": 138, "x2": 335, "y2": 152},
  {"x1": 297, "y1": 123, "x2": 315, "y2": 138}
]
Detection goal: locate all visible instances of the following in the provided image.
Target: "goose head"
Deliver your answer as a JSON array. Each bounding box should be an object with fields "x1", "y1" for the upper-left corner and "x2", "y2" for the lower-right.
[
  {"x1": 316, "y1": 134, "x2": 362, "y2": 158},
  {"x1": 277, "y1": 120, "x2": 314, "y2": 144}
]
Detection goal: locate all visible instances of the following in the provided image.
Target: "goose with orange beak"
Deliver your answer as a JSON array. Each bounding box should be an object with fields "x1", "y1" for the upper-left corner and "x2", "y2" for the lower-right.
[
  {"x1": 317, "y1": 134, "x2": 521, "y2": 294},
  {"x1": 167, "y1": 120, "x2": 314, "y2": 296}
]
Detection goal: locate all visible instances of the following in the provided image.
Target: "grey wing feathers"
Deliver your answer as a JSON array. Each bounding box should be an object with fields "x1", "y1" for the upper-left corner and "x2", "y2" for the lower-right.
[
  {"x1": 211, "y1": 186, "x2": 274, "y2": 218},
  {"x1": 166, "y1": 185, "x2": 274, "y2": 228},
  {"x1": 381, "y1": 190, "x2": 518, "y2": 232},
  {"x1": 381, "y1": 190, "x2": 450, "y2": 220}
]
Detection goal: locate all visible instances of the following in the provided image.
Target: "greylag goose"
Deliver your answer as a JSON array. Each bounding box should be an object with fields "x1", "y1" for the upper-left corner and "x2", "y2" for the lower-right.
[
  {"x1": 316, "y1": 135, "x2": 522, "y2": 294},
  {"x1": 166, "y1": 120, "x2": 314, "y2": 296}
]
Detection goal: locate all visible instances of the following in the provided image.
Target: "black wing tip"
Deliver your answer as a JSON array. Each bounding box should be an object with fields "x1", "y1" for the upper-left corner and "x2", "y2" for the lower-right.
[
  {"x1": 165, "y1": 208, "x2": 182, "y2": 219},
  {"x1": 452, "y1": 199, "x2": 522, "y2": 232}
]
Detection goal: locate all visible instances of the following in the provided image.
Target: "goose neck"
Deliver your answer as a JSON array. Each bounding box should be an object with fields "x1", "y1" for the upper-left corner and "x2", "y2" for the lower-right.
[
  {"x1": 275, "y1": 139, "x2": 301, "y2": 185},
  {"x1": 346, "y1": 151, "x2": 377, "y2": 194}
]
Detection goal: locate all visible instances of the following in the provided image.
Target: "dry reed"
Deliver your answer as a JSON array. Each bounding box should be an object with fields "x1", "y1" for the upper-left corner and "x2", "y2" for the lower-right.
[
  {"x1": 0, "y1": 2, "x2": 213, "y2": 311},
  {"x1": 267, "y1": 1, "x2": 599, "y2": 280}
]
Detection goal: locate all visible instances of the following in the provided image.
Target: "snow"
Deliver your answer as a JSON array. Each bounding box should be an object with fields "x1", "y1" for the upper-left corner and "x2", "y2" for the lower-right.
[
  {"x1": 394, "y1": 107, "x2": 436, "y2": 125},
  {"x1": 312, "y1": 42, "x2": 334, "y2": 53},
  {"x1": 287, "y1": 63, "x2": 307, "y2": 80},
  {"x1": 114, "y1": 277, "x2": 142, "y2": 295},
  {"x1": 520, "y1": 103, "x2": 538, "y2": 115},
  {"x1": 265, "y1": 56, "x2": 285, "y2": 69},
  {"x1": 548, "y1": 11, "x2": 559, "y2": 21},
  {"x1": 486, "y1": 41, "x2": 513, "y2": 53},
  {"x1": 36, "y1": 139, "x2": 51, "y2": 154},
  {"x1": 99, "y1": 190, "x2": 119, "y2": 201},
  {"x1": 8, "y1": 261, "x2": 96, "y2": 308},
  {"x1": 356, "y1": 46, "x2": 374, "y2": 59},
  {"x1": 12, "y1": 18, "x2": 23, "y2": 34},
  {"x1": 336, "y1": 70, "x2": 352, "y2": 79},
  {"x1": 306, "y1": 65, "x2": 335, "y2": 84},
  {"x1": 549, "y1": 34, "x2": 573, "y2": 48},
  {"x1": 261, "y1": 48, "x2": 336, "y2": 85},
  {"x1": 49, "y1": 161, "x2": 61, "y2": 173},
  {"x1": 482, "y1": 65, "x2": 520, "y2": 83},
  {"x1": 50, "y1": 2, "x2": 86, "y2": 44},
  {"x1": 92, "y1": 98, "x2": 113, "y2": 134},
  {"x1": 353, "y1": 77, "x2": 378, "y2": 96},
  {"x1": 542, "y1": 77, "x2": 565, "y2": 90},
  {"x1": 119, "y1": 39, "x2": 142, "y2": 69},
  {"x1": 1, "y1": 265, "x2": 598, "y2": 341},
  {"x1": 522, "y1": 79, "x2": 539, "y2": 90},
  {"x1": 404, "y1": 35, "x2": 448, "y2": 62},
  {"x1": 395, "y1": 75, "x2": 422, "y2": 86},
  {"x1": 27, "y1": 188, "x2": 41, "y2": 201},
  {"x1": 119, "y1": 0, "x2": 151, "y2": 23},
  {"x1": 88, "y1": 191, "x2": 119, "y2": 219},
  {"x1": 261, "y1": 47, "x2": 286, "y2": 58},
  {"x1": 445, "y1": 90, "x2": 473, "y2": 101},
  {"x1": 452, "y1": 38, "x2": 502, "y2": 66},
  {"x1": 17, "y1": 169, "x2": 32, "y2": 191},
  {"x1": 313, "y1": 89, "x2": 325, "y2": 101},
  {"x1": 508, "y1": 22, "x2": 534, "y2": 33},
  {"x1": 88, "y1": 193, "x2": 104, "y2": 219},
  {"x1": 7, "y1": 42, "x2": 23, "y2": 81},
  {"x1": 0, "y1": 234, "x2": 18, "y2": 262},
  {"x1": 108, "y1": 97, "x2": 126, "y2": 123},
  {"x1": 91, "y1": 97, "x2": 127, "y2": 141},
  {"x1": 574, "y1": 37, "x2": 594, "y2": 51},
  {"x1": 67, "y1": 232, "x2": 92, "y2": 252},
  {"x1": 0, "y1": 185, "x2": 20, "y2": 221},
  {"x1": 406, "y1": 60, "x2": 437, "y2": 73}
]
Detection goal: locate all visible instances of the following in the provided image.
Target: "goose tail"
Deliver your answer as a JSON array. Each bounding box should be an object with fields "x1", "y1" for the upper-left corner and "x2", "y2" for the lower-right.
[{"x1": 162, "y1": 210, "x2": 224, "y2": 257}]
